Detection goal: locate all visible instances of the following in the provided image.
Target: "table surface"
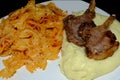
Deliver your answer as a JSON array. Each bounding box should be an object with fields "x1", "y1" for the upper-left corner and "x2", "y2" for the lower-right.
[{"x1": 0, "y1": 0, "x2": 120, "y2": 21}]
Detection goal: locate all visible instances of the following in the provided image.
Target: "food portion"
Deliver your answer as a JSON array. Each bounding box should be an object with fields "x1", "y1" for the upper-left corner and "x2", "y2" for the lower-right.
[
  {"x1": 64, "y1": 0, "x2": 96, "y2": 46},
  {"x1": 85, "y1": 14, "x2": 119, "y2": 59},
  {"x1": 60, "y1": 13, "x2": 120, "y2": 80},
  {"x1": 64, "y1": 0, "x2": 119, "y2": 60},
  {"x1": 0, "y1": 0, "x2": 66, "y2": 78},
  {"x1": 60, "y1": 0, "x2": 120, "y2": 80}
]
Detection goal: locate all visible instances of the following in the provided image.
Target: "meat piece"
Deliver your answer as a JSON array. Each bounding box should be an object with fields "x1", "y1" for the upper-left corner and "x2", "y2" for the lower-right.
[
  {"x1": 85, "y1": 14, "x2": 119, "y2": 60},
  {"x1": 64, "y1": 0, "x2": 96, "y2": 46}
]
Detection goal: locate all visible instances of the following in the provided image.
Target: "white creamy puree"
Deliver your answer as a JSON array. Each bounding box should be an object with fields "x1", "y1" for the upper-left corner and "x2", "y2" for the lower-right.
[{"x1": 59, "y1": 12, "x2": 120, "y2": 80}]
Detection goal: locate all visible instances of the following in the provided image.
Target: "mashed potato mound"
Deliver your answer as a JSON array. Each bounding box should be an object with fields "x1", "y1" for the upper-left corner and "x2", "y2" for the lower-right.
[{"x1": 59, "y1": 12, "x2": 120, "y2": 80}]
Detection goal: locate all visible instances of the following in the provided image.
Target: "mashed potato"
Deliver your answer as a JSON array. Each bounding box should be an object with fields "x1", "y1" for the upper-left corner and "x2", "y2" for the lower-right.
[{"x1": 59, "y1": 12, "x2": 120, "y2": 80}]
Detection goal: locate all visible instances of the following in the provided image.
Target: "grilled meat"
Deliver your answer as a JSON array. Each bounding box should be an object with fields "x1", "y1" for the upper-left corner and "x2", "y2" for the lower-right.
[
  {"x1": 64, "y1": 0, "x2": 96, "y2": 46},
  {"x1": 64, "y1": 0, "x2": 119, "y2": 60},
  {"x1": 85, "y1": 14, "x2": 119, "y2": 60}
]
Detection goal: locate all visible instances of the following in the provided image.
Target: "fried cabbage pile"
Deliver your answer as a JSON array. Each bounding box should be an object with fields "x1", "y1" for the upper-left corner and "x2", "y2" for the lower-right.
[{"x1": 0, "y1": 0, "x2": 66, "y2": 78}]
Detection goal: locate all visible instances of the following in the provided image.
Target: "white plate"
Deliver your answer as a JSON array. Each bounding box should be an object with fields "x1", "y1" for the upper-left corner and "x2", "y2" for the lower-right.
[{"x1": 0, "y1": 0, "x2": 120, "y2": 80}]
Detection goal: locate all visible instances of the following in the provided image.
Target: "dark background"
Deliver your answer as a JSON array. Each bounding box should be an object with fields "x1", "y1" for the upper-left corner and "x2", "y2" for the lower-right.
[{"x1": 0, "y1": 0, "x2": 120, "y2": 21}]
